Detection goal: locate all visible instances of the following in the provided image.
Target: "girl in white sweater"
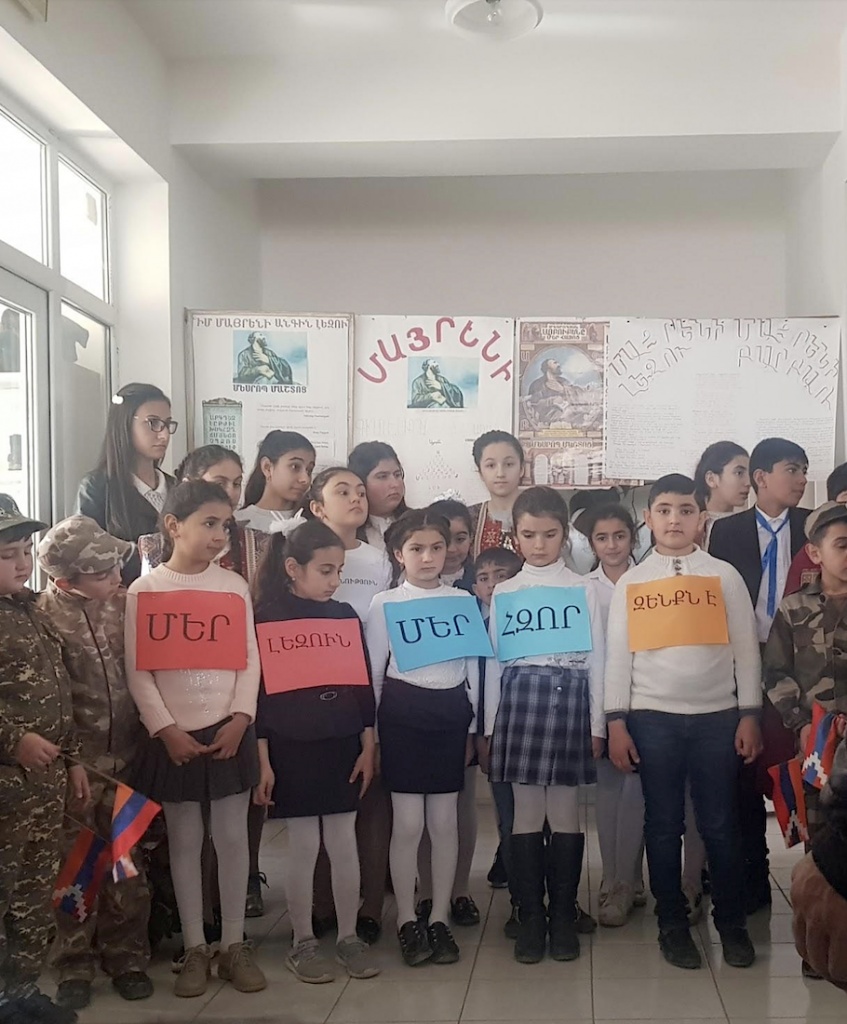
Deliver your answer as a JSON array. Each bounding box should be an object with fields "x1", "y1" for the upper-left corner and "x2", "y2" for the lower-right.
[
  {"x1": 126, "y1": 480, "x2": 265, "y2": 998},
  {"x1": 485, "y1": 487, "x2": 605, "y2": 965}
]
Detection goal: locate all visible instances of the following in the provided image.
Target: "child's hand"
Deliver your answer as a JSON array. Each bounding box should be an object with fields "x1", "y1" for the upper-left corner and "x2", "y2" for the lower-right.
[
  {"x1": 15, "y1": 732, "x2": 61, "y2": 769},
  {"x1": 67, "y1": 764, "x2": 91, "y2": 806},
  {"x1": 350, "y1": 748, "x2": 375, "y2": 799},
  {"x1": 735, "y1": 716, "x2": 763, "y2": 765},
  {"x1": 476, "y1": 736, "x2": 490, "y2": 775},
  {"x1": 253, "y1": 765, "x2": 275, "y2": 807},
  {"x1": 591, "y1": 736, "x2": 606, "y2": 760},
  {"x1": 207, "y1": 713, "x2": 250, "y2": 761},
  {"x1": 159, "y1": 725, "x2": 208, "y2": 766},
  {"x1": 608, "y1": 721, "x2": 640, "y2": 773}
]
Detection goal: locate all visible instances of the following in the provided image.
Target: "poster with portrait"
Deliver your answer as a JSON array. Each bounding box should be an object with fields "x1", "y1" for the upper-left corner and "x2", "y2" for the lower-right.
[
  {"x1": 353, "y1": 315, "x2": 515, "y2": 506},
  {"x1": 186, "y1": 311, "x2": 352, "y2": 469}
]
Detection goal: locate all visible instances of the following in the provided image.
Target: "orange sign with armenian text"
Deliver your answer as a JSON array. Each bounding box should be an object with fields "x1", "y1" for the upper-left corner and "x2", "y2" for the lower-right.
[
  {"x1": 626, "y1": 575, "x2": 728, "y2": 652},
  {"x1": 136, "y1": 591, "x2": 247, "y2": 671}
]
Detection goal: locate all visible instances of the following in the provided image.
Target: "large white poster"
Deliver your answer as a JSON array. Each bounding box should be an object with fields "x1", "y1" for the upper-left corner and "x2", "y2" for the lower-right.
[
  {"x1": 604, "y1": 317, "x2": 839, "y2": 480},
  {"x1": 353, "y1": 315, "x2": 515, "y2": 506},
  {"x1": 187, "y1": 311, "x2": 351, "y2": 467}
]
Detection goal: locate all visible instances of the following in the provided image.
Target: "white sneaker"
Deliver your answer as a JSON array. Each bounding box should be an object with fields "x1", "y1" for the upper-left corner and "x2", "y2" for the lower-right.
[
  {"x1": 598, "y1": 881, "x2": 634, "y2": 928},
  {"x1": 682, "y1": 882, "x2": 704, "y2": 926}
]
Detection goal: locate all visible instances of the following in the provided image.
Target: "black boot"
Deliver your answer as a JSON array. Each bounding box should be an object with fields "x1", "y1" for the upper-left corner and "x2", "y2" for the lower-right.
[
  {"x1": 547, "y1": 833, "x2": 583, "y2": 962},
  {"x1": 510, "y1": 833, "x2": 547, "y2": 964}
]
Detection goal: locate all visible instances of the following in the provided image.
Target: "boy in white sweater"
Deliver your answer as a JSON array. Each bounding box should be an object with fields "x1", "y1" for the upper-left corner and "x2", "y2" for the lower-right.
[{"x1": 605, "y1": 474, "x2": 762, "y2": 972}]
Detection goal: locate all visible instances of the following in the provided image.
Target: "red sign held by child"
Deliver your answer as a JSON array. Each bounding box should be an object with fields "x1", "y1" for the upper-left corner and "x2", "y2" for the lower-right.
[
  {"x1": 136, "y1": 591, "x2": 247, "y2": 671},
  {"x1": 257, "y1": 618, "x2": 369, "y2": 694}
]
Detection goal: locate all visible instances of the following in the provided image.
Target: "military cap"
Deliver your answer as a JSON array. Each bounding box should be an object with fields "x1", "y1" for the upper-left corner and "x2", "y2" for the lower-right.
[
  {"x1": 806, "y1": 501, "x2": 847, "y2": 542},
  {"x1": 0, "y1": 493, "x2": 47, "y2": 538},
  {"x1": 37, "y1": 515, "x2": 133, "y2": 578}
]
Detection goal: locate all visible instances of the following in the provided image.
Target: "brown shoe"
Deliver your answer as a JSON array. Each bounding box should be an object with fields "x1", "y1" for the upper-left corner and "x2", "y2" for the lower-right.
[
  {"x1": 218, "y1": 940, "x2": 267, "y2": 992},
  {"x1": 174, "y1": 944, "x2": 212, "y2": 998}
]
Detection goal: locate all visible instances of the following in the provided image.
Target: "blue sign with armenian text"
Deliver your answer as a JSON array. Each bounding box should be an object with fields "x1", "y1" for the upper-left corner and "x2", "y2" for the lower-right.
[
  {"x1": 494, "y1": 586, "x2": 593, "y2": 662},
  {"x1": 384, "y1": 596, "x2": 494, "y2": 672}
]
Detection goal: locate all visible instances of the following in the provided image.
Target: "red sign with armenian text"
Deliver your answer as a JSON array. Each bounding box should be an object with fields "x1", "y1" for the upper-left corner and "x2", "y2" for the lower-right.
[
  {"x1": 257, "y1": 618, "x2": 369, "y2": 694},
  {"x1": 136, "y1": 591, "x2": 247, "y2": 671}
]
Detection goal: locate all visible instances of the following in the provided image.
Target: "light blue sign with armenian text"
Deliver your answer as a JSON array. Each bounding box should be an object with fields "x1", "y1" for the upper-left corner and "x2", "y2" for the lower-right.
[
  {"x1": 494, "y1": 586, "x2": 593, "y2": 662},
  {"x1": 385, "y1": 596, "x2": 494, "y2": 672}
]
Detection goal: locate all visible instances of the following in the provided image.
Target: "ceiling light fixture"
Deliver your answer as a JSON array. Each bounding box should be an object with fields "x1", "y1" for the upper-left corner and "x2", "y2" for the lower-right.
[{"x1": 445, "y1": 0, "x2": 543, "y2": 42}]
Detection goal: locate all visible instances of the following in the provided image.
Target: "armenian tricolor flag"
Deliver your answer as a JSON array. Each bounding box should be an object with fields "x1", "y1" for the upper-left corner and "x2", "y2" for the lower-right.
[
  {"x1": 767, "y1": 759, "x2": 810, "y2": 849},
  {"x1": 111, "y1": 783, "x2": 161, "y2": 883},
  {"x1": 802, "y1": 702, "x2": 840, "y2": 790},
  {"x1": 53, "y1": 827, "x2": 112, "y2": 923}
]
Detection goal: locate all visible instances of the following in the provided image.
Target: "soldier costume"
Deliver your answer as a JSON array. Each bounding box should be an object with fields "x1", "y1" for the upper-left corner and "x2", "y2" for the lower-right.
[{"x1": 37, "y1": 517, "x2": 153, "y2": 1009}]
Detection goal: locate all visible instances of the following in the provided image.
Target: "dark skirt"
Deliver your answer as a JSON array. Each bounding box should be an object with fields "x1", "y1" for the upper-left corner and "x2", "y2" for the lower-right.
[
  {"x1": 490, "y1": 665, "x2": 595, "y2": 787},
  {"x1": 267, "y1": 733, "x2": 362, "y2": 819},
  {"x1": 133, "y1": 717, "x2": 260, "y2": 804},
  {"x1": 379, "y1": 678, "x2": 473, "y2": 795}
]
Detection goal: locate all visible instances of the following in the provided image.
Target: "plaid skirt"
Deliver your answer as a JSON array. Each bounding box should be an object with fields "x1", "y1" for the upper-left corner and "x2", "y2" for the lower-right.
[{"x1": 490, "y1": 665, "x2": 595, "y2": 787}]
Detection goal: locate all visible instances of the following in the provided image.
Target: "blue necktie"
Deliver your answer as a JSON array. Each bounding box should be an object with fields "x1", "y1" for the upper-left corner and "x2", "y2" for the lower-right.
[{"x1": 755, "y1": 510, "x2": 789, "y2": 618}]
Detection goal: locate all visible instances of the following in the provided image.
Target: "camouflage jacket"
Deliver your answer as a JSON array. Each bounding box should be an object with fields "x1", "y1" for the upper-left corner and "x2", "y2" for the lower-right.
[
  {"x1": 37, "y1": 582, "x2": 141, "y2": 770},
  {"x1": 0, "y1": 588, "x2": 79, "y2": 764},
  {"x1": 763, "y1": 579, "x2": 847, "y2": 733}
]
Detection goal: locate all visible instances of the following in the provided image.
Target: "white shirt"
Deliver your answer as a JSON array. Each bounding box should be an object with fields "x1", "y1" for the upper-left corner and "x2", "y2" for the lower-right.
[
  {"x1": 364, "y1": 515, "x2": 393, "y2": 551},
  {"x1": 603, "y1": 548, "x2": 762, "y2": 718},
  {"x1": 703, "y1": 510, "x2": 733, "y2": 551},
  {"x1": 334, "y1": 542, "x2": 392, "y2": 620},
  {"x1": 234, "y1": 505, "x2": 295, "y2": 534},
  {"x1": 484, "y1": 559, "x2": 606, "y2": 739},
  {"x1": 132, "y1": 471, "x2": 168, "y2": 513},
  {"x1": 586, "y1": 560, "x2": 635, "y2": 632},
  {"x1": 754, "y1": 507, "x2": 791, "y2": 643},
  {"x1": 365, "y1": 581, "x2": 479, "y2": 731}
]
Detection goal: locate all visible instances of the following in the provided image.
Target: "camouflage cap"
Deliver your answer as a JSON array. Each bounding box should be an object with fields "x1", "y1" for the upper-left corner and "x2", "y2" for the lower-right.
[
  {"x1": 0, "y1": 493, "x2": 47, "y2": 538},
  {"x1": 805, "y1": 501, "x2": 847, "y2": 542},
  {"x1": 37, "y1": 515, "x2": 133, "y2": 578}
]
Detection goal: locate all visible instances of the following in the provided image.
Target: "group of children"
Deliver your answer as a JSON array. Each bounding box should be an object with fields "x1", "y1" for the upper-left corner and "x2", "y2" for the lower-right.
[{"x1": 0, "y1": 377, "x2": 845, "y2": 1023}]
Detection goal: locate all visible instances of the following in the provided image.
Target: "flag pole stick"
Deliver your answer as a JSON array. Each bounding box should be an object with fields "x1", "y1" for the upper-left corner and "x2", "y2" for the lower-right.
[
  {"x1": 62, "y1": 752, "x2": 125, "y2": 789},
  {"x1": 61, "y1": 812, "x2": 110, "y2": 845}
]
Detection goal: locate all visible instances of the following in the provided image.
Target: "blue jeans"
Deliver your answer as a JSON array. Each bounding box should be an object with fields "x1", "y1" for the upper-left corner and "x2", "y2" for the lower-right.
[{"x1": 628, "y1": 709, "x2": 746, "y2": 934}]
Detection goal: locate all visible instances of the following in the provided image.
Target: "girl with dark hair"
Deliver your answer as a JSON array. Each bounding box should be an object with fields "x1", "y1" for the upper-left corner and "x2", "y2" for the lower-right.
[
  {"x1": 347, "y1": 442, "x2": 407, "y2": 549},
  {"x1": 468, "y1": 431, "x2": 524, "y2": 560},
  {"x1": 77, "y1": 382, "x2": 177, "y2": 583},
  {"x1": 692, "y1": 441, "x2": 750, "y2": 548},
  {"x1": 366, "y1": 509, "x2": 480, "y2": 968},
  {"x1": 126, "y1": 481, "x2": 265, "y2": 998},
  {"x1": 252, "y1": 521, "x2": 379, "y2": 985},
  {"x1": 428, "y1": 499, "x2": 474, "y2": 590},
  {"x1": 484, "y1": 487, "x2": 605, "y2": 964},
  {"x1": 236, "y1": 431, "x2": 315, "y2": 535}
]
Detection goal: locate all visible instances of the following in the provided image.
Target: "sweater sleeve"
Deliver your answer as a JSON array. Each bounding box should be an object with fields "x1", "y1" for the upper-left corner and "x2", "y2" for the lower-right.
[
  {"x1": 484, "y1": 596, "x2": 503, "y2": 738},
  {"x1": 763, "y1": 604, "x2": 810, "y2": 732},
  {"x1": 228, "y1": 589, "x2": 261, "y2": 723},
  {"x1": 603, "y1": 577, "x2": 634, "y2": 719},
  {"x1": 124, "y1": 589, "x2": 177, "y2": 736},
  {"x1": 723, "y1": 566, "x2": 762, "y2": 715},
  {"x1": 585, "y1": 584, "x2": 606, "y2": 738}
]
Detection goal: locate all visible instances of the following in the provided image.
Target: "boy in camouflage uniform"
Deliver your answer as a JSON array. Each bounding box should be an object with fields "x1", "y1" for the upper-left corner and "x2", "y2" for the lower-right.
[
  {"x1": 764, "y1": 500, "x2": 847, "y2": 837},
  {"x1": 37, "y1": 517, "x2": 152, "y2": 1012},
  {"x1": 0, "y1": 495, "x2": 89, "y2": 1024}
]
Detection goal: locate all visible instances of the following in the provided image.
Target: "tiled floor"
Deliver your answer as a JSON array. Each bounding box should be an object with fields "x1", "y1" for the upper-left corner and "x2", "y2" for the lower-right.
[{"x1": 61, "y1": 797, "x2": 846, "y2": 1024}]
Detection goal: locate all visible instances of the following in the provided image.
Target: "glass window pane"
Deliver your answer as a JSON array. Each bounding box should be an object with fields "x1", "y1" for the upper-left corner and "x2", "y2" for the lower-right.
[
  {"x1": 0, "y1": 302, "x2": 33, "y2": 515},
  {"x1": 58, "y1": 303, "x2": 110, "y2": 517},
  {"x1": 58, "y1": 159, "x2": 108, "y2": 300},
  {"x1": 0, "y1": 109, "x2": 45, "y2": 263}
]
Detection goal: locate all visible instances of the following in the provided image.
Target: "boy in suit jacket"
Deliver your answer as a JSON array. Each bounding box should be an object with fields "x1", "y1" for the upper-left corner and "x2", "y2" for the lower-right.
[{"x1": 709, "y1": 437, "x2": 810, "y2": 915}]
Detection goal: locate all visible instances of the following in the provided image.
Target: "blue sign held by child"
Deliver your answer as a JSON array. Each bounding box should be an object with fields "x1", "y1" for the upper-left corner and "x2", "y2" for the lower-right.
[
  {"x1": 494, "y1": 586, "x2": 593, "y2": 662},
  {"x1": 385, "y1": 596, "x2": 494, "y2": 672}
]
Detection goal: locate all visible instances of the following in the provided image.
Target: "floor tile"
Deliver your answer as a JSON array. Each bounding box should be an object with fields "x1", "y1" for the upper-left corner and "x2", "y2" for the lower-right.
[
  {"x1": 471, "y1": 942, "x2": 590, "y2": 979},
  {"x1": 462, "y1": 977, "x2": 593, "y2": 1020},
  {"x1": 592, "y1": 941, "x2": 703, "y2": 979},
  {"x1": 592, "y1": 977, "x2": 725, "y2": 1020},
  {"x1": 717, "y1": 976, "x2": 847, "y2": 1018},
  {"x1": 327, "y1": 980, "x2": 467, "y2": 1022},
  {"x1": 699, "y1": 912, "x2": 797, "y2": 946},
  {"x1": 705, "y1": 942, "x2": 804, "y2": 978}
]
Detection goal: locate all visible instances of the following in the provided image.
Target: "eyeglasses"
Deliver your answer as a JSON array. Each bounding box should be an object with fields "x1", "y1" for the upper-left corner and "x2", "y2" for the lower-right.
[{"x1": 135, "y1": 416, "x2": 179, "y2": 436}]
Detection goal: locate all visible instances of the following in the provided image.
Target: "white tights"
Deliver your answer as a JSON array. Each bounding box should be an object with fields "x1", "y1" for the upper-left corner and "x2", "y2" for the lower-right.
[
  {"x1": 163, "y1": 791, "x2": 250, "y2": 951},
  {"x1": 417, "y1": 766, "x2": 478, "y2": 901},
  {"x1": 284, "y1": 812, "x2": 360, "y2": 946},
  {"x1": 512, "y1": 783, "x2": 580, "y2": 835},
  {"x1": 391, "y1": 792, "x2": 458, "y2": 927}
]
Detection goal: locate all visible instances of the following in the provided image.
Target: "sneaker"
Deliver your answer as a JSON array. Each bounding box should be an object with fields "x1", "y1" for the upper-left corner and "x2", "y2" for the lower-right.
[
  {"x1": 802, "y1": 959, "x2": 823, "y2": 979},
  {"x1": 172, "y1": 914, "x2": 223, "y2": 971},
  {"x1": 111, "y1": 971, "x2": 153, "y2": 1001},
  {"x1": 398, "y1": 920, "x2": 432, "y2": 967},
  {"x1": 174, "y1": 944, "x2": 212, "y2": 998},
  {"x1": 415, "y1": 898, "x2": 432, "y2": 924},
  {"x1": 285, "y1": 938, "x2": 335, "y2": 984},
  {"x1": 450, "y1": 896, "x2": 480, "y2": 927},
  {"x1": 598, "y1": 882, "x2": 633, "y2": 928},
  {"x1": 659, "y1": 928, "x2": 702, "y2": 970},
  {"x1": 218, "y1": 940, "x2": 267, "y2": 992},
  {"x1": 312, "y1": 912, "x2": 338, "y2": 939},
  {"x1": 55, "y1": 981, "x2": 91, "y2": 1011},
  {"x1": 427, "y1": 921, "x2": 460, "y2": 964},
  {"x1": 575, "y1": 902, "x2": 596, "y2": 934},
  {"x1": 15, "y1": 991, "x2": 79, "y2": 1023},
  {"x1": 336, "y1": 937, "x2": 381, "y2": 979},
  {"x1": 632, "y1": 884, "x2": 648, "y2": 908},
  {"x1": 503, "y1": 903, "x2": 520, "y2": 940},
  {"x1": 720, "y1": 928, "x2": 755, "y2": 968},
  {"x1": 356, "y1": 915, "x2": 382, "y2": 945},
  {"x1": 682, "y1": 882, "x2": 704, "y2": 926},
  {"x1": 245, "y1": 872, "x2": 268, "y2": 919},
  {"x1": 487, "y1": 848, "x2": 509, "y2": 889}
]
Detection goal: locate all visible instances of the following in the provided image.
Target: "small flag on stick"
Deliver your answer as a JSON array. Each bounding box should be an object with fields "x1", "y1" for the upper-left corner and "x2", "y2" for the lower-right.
[
  {"x1": 111, "y1": 783, "x2": 161, "y2": 883},
  {"x1": 53, "y1": 827, "x2": 111, "y2": 922}
]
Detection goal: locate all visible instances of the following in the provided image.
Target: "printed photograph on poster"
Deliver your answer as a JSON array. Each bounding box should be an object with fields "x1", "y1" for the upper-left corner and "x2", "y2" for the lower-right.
[
  {"x1": 353, "y1": 315, "x2": 514, "y2": 506},
  {"x1": 187, "y1": 312, "x2": 351, "y2": 469}
]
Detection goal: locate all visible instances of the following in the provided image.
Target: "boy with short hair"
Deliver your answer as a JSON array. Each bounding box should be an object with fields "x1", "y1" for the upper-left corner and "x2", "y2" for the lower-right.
[
  {"x1": 37, "y1": 516, "x2": 152, "y2": 1012},
  {"x1": 785, "y1": 464, "x2": 847, "y2": 596},
  {"x1": 0, "y1": 495, "x2": 88, "y2": 1024},
  {"x1": 605, "y1": 474, "x2": 762, "y2": 971}
]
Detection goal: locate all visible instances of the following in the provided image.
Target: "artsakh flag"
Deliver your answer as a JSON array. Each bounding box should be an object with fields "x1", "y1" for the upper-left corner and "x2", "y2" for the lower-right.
[
  {"x1": 111, "y1": 783, "x2": 161, "y2": 883},
  {"x1": 53, "y1": 827, "x2": 112, "y2": 923},
  {"x1": 802, "y1": 702, "x2": 840, "y2": 790},
  {"x1": 767, "y1": 759, "x2": 810, "y2": 849}
]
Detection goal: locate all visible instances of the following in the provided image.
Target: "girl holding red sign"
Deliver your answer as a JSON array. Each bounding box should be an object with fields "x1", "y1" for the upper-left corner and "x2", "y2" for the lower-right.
[
  {"x1": 126, "y1": 480, "x2": 266, "y2": 999},
  {"x1": 252, "y1": 520, "x2": 380, "y2": 985}
]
